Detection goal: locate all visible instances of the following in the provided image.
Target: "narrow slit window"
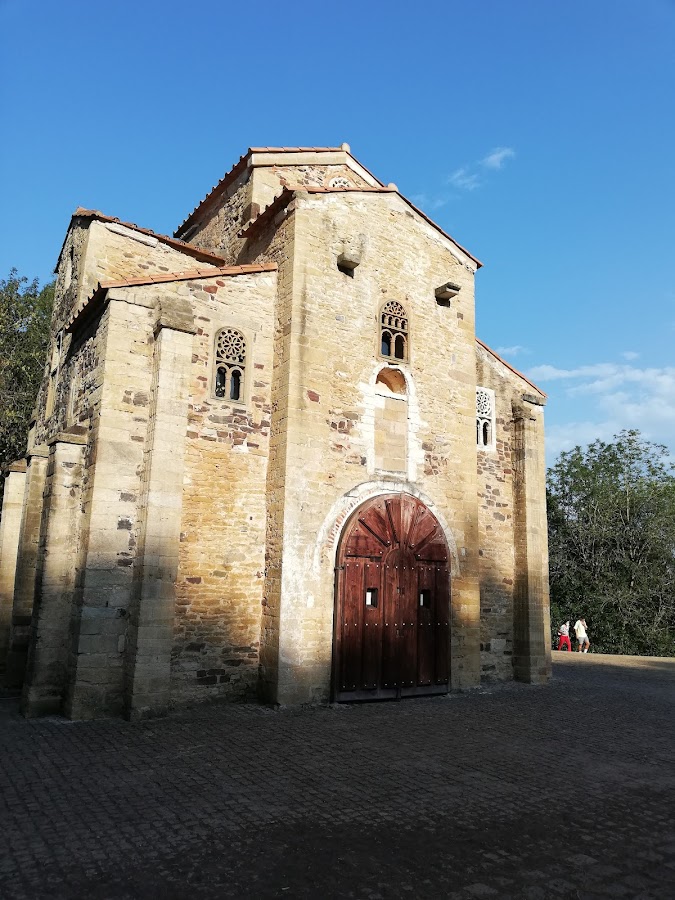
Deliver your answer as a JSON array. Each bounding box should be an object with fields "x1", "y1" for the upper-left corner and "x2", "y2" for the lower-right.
[
  {"x1": 215, "y1": 328, "x2": 246, "y2": 402},
  {"x1": 216, "y1": 367, "x2": 227, "y2": 397},
  {"x1": 419, "y1": 589, "x2": 431, "y2": 608},
  {"x1": 365, "y1": 588, "x2": 378, "y2": 608},
  {"x1": 230, "y1": 368, "x2": 242, "y2": 401}
]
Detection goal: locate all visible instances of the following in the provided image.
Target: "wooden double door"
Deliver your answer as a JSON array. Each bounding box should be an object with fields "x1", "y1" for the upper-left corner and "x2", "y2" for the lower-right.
[{"x1": 334, "y1": 493, "x2": 451, "y2": 701}]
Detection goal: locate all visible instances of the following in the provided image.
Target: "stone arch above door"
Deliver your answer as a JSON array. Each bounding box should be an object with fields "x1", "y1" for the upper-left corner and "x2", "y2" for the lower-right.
[{"x1": 313, "y1": 481, "x2": 460, "y2": 579}]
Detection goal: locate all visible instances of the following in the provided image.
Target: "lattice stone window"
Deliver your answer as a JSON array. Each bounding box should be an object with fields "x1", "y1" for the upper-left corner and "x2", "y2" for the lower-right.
[
  {"x1": 476, "y1": 387, "x2": 496, "y2": 450},
  {"x1": 214, "y1": 328, "x2": 246, "y2": 402},
  {"x1": 329, "y1": 176, "x2": 351, "y2": 189},
  {"x1": 380, "y1": 301, "x2": 408, "y2": 362}
]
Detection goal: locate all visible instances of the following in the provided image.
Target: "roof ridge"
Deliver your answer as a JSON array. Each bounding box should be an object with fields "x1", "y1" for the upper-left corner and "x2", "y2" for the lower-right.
[
  {"x1": 174, "y1": 143, "x2": 387, "y2": 238},
  {"x1": 249, "y1": 146, "x2": 344, "y2": 153},
  {"x1": 71, "y1": 208, "x2": 227, "y2": 265},
  {"x1": 65, "y1": 263, "x2": 278, "y2": 335},
  {"x1": 172, "y1": 150, "x2": 252, "y2": 238},
  {"x1": 238, "y1": 187, "x2": 481, "y2": 268},
  {"x1": 99, "y1": 262, "x2": 278, "y2": 290},
  {"x1": 476, "y1": 337, "x2": 546, "y2": 397}
]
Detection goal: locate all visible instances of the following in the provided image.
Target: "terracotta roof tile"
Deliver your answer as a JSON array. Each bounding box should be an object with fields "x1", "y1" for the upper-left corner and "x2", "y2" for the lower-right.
[
  {"x1": 249, "y1": 146, "x2": 343, "y2": 153},
  {"x1": 476, "y1": 338, "x2": 546, "y2": 398}
]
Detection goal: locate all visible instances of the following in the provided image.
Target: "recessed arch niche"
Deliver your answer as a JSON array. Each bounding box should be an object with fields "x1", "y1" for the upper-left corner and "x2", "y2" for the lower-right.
[{"x1": 374, "y1": 367, "x2": 407, "y2": 471}]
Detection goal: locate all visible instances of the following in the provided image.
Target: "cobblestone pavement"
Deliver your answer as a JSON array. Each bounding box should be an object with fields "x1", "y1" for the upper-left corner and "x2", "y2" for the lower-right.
[{"x1": 1, "y1": 653, "x2": 674, "y2": 900}]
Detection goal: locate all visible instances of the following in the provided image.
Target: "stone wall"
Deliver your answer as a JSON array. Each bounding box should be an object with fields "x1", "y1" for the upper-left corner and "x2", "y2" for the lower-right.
[
  {"x1": 475, "y1": 346, "x2": 518, "y2": 681},
  {"x1": 171, "y1": 270, "x2": 277, "y2": 706},
  {"x1": 475, "y1": 343, "x2": 548, "y2": 683},
  {"x1": 239, "y1": 189, "x2": 483, "y2": 703},
  {"x1": 63, "y1": 297, "x2": 157, "y2": 718},
  {"x1": 181, "y1": 168, "x2": 253, "y2": 265},
  {"x1": 241, "y1": 215, "x2": 298, "y2": 702},
  {"x1": 34, "y1": 218, "x2": 219, "y2": 451},
  {"x1": 185, "y1": 160, "x2": 374, "y2": 267},
  {"x1": 251, "y1": 163, "x2": 371, "y2": 213},
  {"x1": 22, "y1": 435, "x2": 86, "y2": 715}
]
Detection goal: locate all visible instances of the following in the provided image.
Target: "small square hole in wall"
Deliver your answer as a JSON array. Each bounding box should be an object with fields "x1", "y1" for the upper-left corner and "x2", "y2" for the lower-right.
[
  {"x1": 337, "y1": 261, "x2": 355, "y2": 278},
  {"x1": 419, "y1": 589, "x2": 431, "y2": 608},
  {"x1": 365, "y1": 588, "x2": 378, "y2": 608}
]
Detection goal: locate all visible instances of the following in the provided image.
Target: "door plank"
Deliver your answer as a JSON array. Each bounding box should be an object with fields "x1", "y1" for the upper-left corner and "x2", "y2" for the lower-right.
[
  {"x1": 341, "y1": 559, "x2": 363, "y2": 691},
  {"x1": 381, "y1": 556, "x2": 399, "y2": 689},
  {"x1": 398, "y1": 552, "x2": 417, "y2": 688},
  {"x1": 416, "y1": 564, "x2": 435, "y2": 686},
  {"x1": 361, "y1": 560, "x2": 382, "y2": 690}
]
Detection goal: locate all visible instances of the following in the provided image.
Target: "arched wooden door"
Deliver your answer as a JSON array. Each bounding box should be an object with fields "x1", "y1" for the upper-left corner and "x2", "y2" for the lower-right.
[{"x1": 333, "y1": 493, "x2": 450, "y2": 701}]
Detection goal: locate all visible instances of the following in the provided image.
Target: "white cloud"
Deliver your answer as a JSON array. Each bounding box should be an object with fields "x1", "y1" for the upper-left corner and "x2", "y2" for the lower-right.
[
  {"x1": 545, "y1": 420, "x2": 619, "y2": 459},
  {"x1": 448, "y1": 167, "x2": 481, "y2": 191},
  {"x1": 495, "y1": 344, "x2": 527, "y2": 357},
  {"x1": 481, "y1": 147, "x2": 515, "y2": 170},
  {"x1": 528, "y1": 362, "x2": 675, "y2": 396},
  {"x1": 435, "y1": 146, "x2": 516, "y2": 197},
  {"x1": 530, "y1": 360, "x2": 675, "y2": 464},
  {"x1": 410, "y1": 192, "x2": 449, "y2": 211},
  {"x1": 622, "y1": 350, "x2": 640, "y2": 360}
]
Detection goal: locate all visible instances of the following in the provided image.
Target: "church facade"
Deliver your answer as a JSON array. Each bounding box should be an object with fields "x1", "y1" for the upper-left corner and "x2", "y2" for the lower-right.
[{"x1": 0, "y1": 145, "x2": 551, "y2": 719}]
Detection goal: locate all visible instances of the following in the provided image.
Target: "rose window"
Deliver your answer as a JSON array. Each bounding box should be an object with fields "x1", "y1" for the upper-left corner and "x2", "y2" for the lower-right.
[{"x1": 215, "y1": 328, "x2": 246, "y2": 402}]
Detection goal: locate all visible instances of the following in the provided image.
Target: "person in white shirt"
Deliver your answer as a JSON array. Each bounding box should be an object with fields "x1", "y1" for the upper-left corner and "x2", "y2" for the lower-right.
[
  {"x1": 574, "y1": 618, "x2": 590, "y2": 653},
  {"x1": 557, "y1": 621, "x2": 571, "y2": 651}
]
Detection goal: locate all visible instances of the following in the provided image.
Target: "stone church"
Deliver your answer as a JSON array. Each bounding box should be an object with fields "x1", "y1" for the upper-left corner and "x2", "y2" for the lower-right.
[{"x1": 0, "y1": 145, "x2": 551, "y2": 719}]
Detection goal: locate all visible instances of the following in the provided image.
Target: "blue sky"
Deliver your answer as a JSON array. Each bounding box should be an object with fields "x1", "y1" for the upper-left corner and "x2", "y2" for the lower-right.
[{"x1": 2, "y1": 0, "x2": 674, "y2": 465}]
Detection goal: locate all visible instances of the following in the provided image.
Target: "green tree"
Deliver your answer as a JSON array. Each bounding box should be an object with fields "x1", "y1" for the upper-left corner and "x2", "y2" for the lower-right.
[
  {"x1": 0, "y1": 269, "x2": 54, "y2": 476},
  {"x1": 548, "y1": 430, "x2": 675, "y2": 656}
]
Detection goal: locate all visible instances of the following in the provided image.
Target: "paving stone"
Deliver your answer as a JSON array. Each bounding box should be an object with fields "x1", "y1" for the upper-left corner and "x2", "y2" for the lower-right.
[{"x1": 0, "y1": 654, "x2": 674, "y2": 899}]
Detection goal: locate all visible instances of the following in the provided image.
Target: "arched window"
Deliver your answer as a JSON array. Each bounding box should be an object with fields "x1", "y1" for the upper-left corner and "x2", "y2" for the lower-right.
[
  {"x1": 380, "y1": 301, "x2": 408, "y2": 362},
  {"x1": 215, "y1": 328, "x2": 246, "y2": 402}
]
